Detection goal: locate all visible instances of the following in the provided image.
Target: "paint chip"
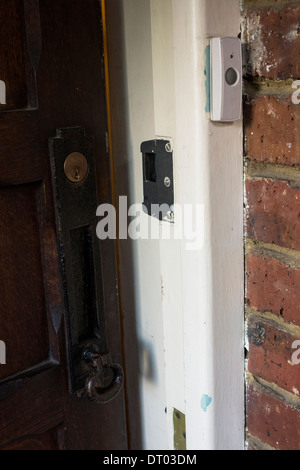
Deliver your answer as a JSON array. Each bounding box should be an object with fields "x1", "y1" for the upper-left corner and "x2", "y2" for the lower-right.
[{"x1": 201, "y1": 394, "x2": 212, "y2": 412}]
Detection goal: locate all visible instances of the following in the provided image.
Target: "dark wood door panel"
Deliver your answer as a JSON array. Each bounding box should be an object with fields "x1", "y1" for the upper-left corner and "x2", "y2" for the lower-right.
[
  {"x1": 0, "y1": 183, "x2": 49, "y2": 380},
  {"x1": 0, "y1": 0, "x2": 41, "y2": 111},
  {"x1": 0, "y1": 427, "x2": 60, "y2": 450},
  {"x1": 0, "y1": 0, "x2": 127, "y2": 450},
  {"x1": 0, "y1": 112, "x2": 43, "y2": 186},
  {"x1": 0, "y1": 366, "x2": 64, "y2": 447},
  {"x1": 0, "y1": 0, "x2": 28, "y2": 110}
]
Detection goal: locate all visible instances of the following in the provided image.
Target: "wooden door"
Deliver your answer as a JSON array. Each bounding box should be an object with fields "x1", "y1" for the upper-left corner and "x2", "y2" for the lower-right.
[{"x1": 0, "y1": 0, "x2": 127, "y2": 450}]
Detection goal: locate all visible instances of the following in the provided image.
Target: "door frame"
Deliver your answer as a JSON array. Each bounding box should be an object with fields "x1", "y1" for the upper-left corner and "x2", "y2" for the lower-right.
[{"x1": 105, "y1": 0, "x2": 244, "y2": 450}]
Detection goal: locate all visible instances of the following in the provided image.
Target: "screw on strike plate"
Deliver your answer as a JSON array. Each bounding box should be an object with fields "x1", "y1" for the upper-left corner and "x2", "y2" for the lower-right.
[
  {"x1": 167, "y1": 211, "x2": 174, "y2": 223},
  {"x1": 164, "y1": 177, "x2": 171, "y2": 188},
  {"x1": 165, "y1": 142, "x2": 172, "y2": 153}
]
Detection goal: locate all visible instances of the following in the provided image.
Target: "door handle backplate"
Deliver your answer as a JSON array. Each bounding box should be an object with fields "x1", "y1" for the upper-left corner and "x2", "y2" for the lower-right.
[{"x1": 49, "y1": 126, "x2": 123, "y2": 404}]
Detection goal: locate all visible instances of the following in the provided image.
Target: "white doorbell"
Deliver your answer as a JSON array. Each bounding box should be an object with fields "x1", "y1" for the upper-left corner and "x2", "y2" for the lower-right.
[{"x1": 210, "y1": 37, "x2": 242, "y2": 122}]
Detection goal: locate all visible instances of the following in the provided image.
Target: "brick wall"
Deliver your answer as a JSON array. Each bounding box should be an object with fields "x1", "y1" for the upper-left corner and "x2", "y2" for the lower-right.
[{"x1": 241, "y1": 0, "x2": 300, "y2": 450}]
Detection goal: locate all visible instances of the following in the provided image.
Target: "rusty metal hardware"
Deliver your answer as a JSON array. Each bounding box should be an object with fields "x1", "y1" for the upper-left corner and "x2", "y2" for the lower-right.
[
  {"x1": 80, "y1": 343, "x2": 123, "y2": 403},
  {"x1": 49, "y1": 126, "x2": 123, "y2": 404}
]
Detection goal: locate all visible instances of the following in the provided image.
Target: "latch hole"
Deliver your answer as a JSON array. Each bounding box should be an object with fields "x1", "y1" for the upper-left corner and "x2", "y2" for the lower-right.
[{"x1": 144, "y1": 152, "x2": 156, "y2": 183}]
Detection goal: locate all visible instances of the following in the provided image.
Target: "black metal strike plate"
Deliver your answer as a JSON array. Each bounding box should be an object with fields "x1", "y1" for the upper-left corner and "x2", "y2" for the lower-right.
[{"x1": 141, "y1": 139, "x2": 174, "y2": 220}]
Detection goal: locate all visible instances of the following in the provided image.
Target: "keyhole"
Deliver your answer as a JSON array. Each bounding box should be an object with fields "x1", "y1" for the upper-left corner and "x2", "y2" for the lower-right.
[{"x1": 74, "y1": 166, "x2": 80, "y2": 180}]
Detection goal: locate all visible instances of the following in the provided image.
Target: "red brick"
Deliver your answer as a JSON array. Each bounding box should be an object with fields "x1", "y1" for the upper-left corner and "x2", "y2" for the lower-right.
[
  {"x1": 245, "y1": 96, "x2": 300, "y2": 165},
  {"x1": 246, "y1": 178, "x2": 300, "y2": 251},
  {"x1": 246, "y1": 253, "x2": 300, "y2": 325},
  {"x1": 247, "y1": 384, "x2": 300, "y2": 450},
  {"x1": 243, "y1": 4, "x2": 300, "y2": 79},
  {"x1": 247, "y1": 319, "x2": 300, "y2": 396}
]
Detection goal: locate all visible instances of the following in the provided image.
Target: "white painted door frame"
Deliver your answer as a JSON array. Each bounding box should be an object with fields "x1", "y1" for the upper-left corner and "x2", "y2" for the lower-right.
[{"x1": 105, "y1": 0, "x2": 244, "y2": 450}]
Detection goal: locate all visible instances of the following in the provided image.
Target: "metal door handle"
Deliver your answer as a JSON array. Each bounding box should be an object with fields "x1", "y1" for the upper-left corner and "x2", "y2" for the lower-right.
[
  {"x1": 49, "y1": 127, "x2": 123, "y2": 404},
  {"x1": 82, "y1": 344, "x2": 123, "y2": 404}
]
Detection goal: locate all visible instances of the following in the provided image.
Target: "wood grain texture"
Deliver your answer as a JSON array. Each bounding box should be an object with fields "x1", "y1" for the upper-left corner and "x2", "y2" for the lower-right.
[
  {"x1": 0, "y1": 428, "x2": 59, "y2": 450},
  {"x1": 0, "y1": 366, "x2": 64, "y2": 446},
  {"x1": 0, "y1": 111, "x2": 43, "y2": 186},
  {"x1": 0, "y1": 183, "x2": 49, "y2": 380},
  {"x1": 0, "y1": 0, "x2": 27, "y2": 110},
  {"x1": 23, "y1": 0, "x2": 42, "y2": 108}
]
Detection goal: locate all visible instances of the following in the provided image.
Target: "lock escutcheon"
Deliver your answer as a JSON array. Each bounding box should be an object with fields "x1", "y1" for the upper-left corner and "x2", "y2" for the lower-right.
[{"x1": 64, "y1": 152, "x2": 88, "y2": 183}]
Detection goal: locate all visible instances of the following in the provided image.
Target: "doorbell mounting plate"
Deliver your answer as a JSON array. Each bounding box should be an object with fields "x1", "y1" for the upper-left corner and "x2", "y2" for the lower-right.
[{"x1": 210, "y1": 37, "x2": 242, "y2": 122}]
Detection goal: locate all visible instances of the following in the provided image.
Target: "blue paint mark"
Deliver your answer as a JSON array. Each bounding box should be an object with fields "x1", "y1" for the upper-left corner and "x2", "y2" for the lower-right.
[
  {"x1": 201, "y1": 394, "x2": 212, "y2": 412},
  {"x1": 205, "y1": 45, "x2": 210, "y2": 113}
]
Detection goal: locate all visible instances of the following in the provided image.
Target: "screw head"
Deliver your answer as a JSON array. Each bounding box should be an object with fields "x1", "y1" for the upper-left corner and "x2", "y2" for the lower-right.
[
  {"x1": 167, "y1": 211, "x2": 174, "y2": 222},
  {"x1": 165, "y1": 142, "x2": 172, "y2": 153},
  {"x1": 164, "y1": 176, "x2": 171, "y2": 188}
]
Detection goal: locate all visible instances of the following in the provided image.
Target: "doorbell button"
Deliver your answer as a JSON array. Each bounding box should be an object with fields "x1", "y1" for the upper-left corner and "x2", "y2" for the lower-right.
[{"x1": 210, "y1": 37, "x2": 242, "y2": 122}]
